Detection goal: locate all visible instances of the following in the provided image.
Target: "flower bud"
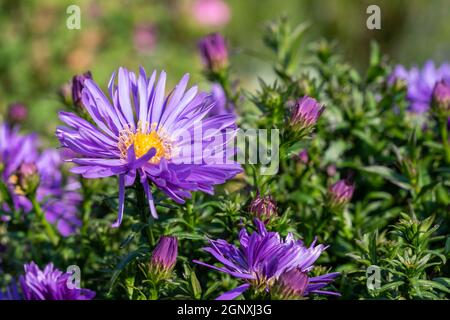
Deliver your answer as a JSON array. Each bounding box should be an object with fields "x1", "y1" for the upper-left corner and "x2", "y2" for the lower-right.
[
  {"x1": 327, "y1": 179, "x2": 354, "y2": 211},
  {"x1": 432, "y1": 80, "x2": 450, "y2": 118},
  {"x1": 150, "y1": 236, "x2": 178, "y2": 276},
  {"x1": 296, "y1": 149, "x2": 309, "y2": 164},
  {"x1": 272, "y1": 268, "x2": 309, "y2": 300},
  {"x1": 7, "y1": 103, "x2": 28, "y2": 124},
  {"x1": 198, "y1": 33, "x2": 229, "y2": 73},
  {"x1": 289, "y1": 96, "x2": 324, "y2": 134},
  {"x1": 17, "y1": 163, "x2": 40, "y2": 196},
  {"x1": 72, "y1": 71, "x2": 92, "y2": 108},
  {"x1": 249, "y1": 193, "x2": 277, "y2": 223}
]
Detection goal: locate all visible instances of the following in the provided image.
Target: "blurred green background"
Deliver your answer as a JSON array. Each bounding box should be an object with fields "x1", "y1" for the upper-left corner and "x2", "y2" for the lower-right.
[{"x1": 1, "y1": 0, "x2": 449, "y2": 143}]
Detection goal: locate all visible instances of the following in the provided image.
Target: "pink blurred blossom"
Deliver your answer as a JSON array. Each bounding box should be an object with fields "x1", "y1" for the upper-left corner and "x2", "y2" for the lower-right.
[{"x1": 191, "y1": 0, "x2": 231, "y2": 27}]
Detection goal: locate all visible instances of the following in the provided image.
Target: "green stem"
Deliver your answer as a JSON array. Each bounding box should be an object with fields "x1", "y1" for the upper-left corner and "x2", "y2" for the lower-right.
[
  {"x1": 31, "y1": 196, "x2": 59, "y2": 246},
  {"x1": 135, "y1": 182, "x2": 154, "y2": 246},
  {"x1": 439, "y1": 118, "x2": 450, "y2": 164}
]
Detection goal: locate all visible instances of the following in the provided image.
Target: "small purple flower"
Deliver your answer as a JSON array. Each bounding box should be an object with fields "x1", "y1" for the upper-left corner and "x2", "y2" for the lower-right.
[
  {"x1": 17, "y1": 162, "x2": 40, "y2": 195},
  {"x1": 328, "y1": 179, "x2": 355, "y2": 210},
  {"x1": 150, "y1": 236, "x2": 178, "y2": 273},
  {"x1": 191, "y1": 0, "x2": 231, "y2": 27},
  {"x1": 19, "y1": 262, "x2": 95, "y2": 300},
  {"x1": 389, "y1": 61, "x2": 450, "y2": 113},
  {"x1": 198, "y1": 33, "x2": 229, "y2": 73},
  {"x1": 249, "y1": 193, "x2": 277, "y2": 222},
  {"x1": 0, "y1": 282, "x2": 21, "y2": 300},
  {"x1": 326, "y1": 164, "x2": 337, "y2": 177},
  {"x1": 57, "y1": 67, "x2": 241, "y2": 227},
  {"x1": 194, "y1": 219, "x2": 339, "y2": 300},
  {"x1": 432, "y1": 80, "x2": 450, "y2": 116},
  {"x1": 290, "y1": 96, "x2": 325, "y2": 133},
  {"x1": 72, "y1": 71, "x2": 92, "y2": 107},
  {"x1": 7, "y1": 103, "x2": 28, "y2": 124}
]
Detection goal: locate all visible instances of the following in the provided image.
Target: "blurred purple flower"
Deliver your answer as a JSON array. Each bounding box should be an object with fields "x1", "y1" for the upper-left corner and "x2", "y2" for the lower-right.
[
  {"x1": 297, "y1": 149, "x2": 309, "y2": 164},
  {"x1": 389, "y1": 61, "x2": 450, "y2": 113},
  {"x1": 0, "y1": 282, "x2": 21, "y2": 300},
  {"x1": 192, "y1": 0, "x2": 231, "y2": 27},
  {"x1": 56, "y1": 67, "x2": 241, "y2": 227},
  {"x1": 432, "y1": 80, "x2": 450, "y2": 116},
  {"x1": 133, "y1": 23, "x2": 157, "y2": 54},
  {"x1": 0, "y1": 123, "x2": 82, "y2": 236},
  {"x1": 20, "y1": 262, "x2": 95, "y2": 300},
  {"x1": 7, "y1": 103, "x2": 28, "y2": 124},
  {"x1": 198, "y1": 33, "x2": 229, "y2": 73},
  {"x1": 207, "y1": 83, "x2": 235, "y2": 116},
  {"x1": 194, "y1": 219, "x2": 339, "y2": 300}
]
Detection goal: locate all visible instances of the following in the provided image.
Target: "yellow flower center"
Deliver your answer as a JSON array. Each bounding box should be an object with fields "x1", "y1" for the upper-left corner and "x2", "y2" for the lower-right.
[{"x1": 118, "y1": 122, "x2": 172, "y2": 164}]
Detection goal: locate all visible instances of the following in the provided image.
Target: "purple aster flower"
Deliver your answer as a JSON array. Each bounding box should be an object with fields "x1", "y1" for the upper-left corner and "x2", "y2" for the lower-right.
[
  {"x1": 193, "y1": 219, "x2": 339, "y2": 300},
  {"x1": 248, "y1": 193, "x2": 277, "y2": 223},
  {"x1": 328, "y1": 179, "x2": 355, "y2": 210},
  {"x1": 198, "y1": 33, "x2": 229, "y2": 73},
  {"x1": 290, "y1": 96, "x2": 325, "y2": 133},
  {"x1": 7, "y1": 103, "x2": 28, "y2": 124},
  {"x1": 0, "y1": 123, "x2": 82, "y2": 236},
  {"x1": 150, "y1": 236, "x2": 178, "y2": 274},
  {"x1": 191, "y1": 0, "x2": 231, "y2": 28},
  {"x1": 0, "y1": 123, "x2": 38, "y2": 213},
  {"x1": 72, "y1": 71, "x2": 92, "y2": 107},
  {"x1": 19, "y1": 262, "x2": 95, "y2": 300},
  {"x1": 389, "y1": 61, "x2": 450, "y2": 113},
  {"x1": 56, "y1": 67, "x2": 241, "y2": 227}
]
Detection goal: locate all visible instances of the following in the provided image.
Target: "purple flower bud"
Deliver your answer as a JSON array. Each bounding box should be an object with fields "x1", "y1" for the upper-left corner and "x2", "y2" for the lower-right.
[
  {"x1": 198, "y1": 33, "x2": 229, "y2": 73},
  {"x1": 297, "y1": 149, "x2": 309, "y2": 164},
  {"x1": 71, "y1": 71, "x2": 92, "y2": 107},
  {"x1": 328, "y1": 179, "x2": 355, "y2": 210},
  {"x1": 17, "y1": 163, "x2": 40, "y2": 195},
  {"x1": 273, "y1": 268, "x2": 309, "y2": 299},
  {"x1": 150, "y1": 236, "x2": 178, "y2": 273},
  {"x1": 290, "y1": 96, "x2": 325, "y2": 133},
  {"x1": 326, "y1": 164, "x2": 337, "y2": 177},
  {"x1": 7, "y1": 103, "x2": 28, "y2": 124},
  {"x1": 432, "y1": 80, "x2": 450, "y2": 117},
  {"x1": 249, "y1": 193, "x2": 277, "y2": 222}
]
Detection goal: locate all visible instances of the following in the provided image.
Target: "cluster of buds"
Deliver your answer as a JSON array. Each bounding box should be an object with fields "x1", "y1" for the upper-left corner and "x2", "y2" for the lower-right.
[
  {"x1": 249, "y1": 193, "x2": 277, "y2": 223},
  {"x1": 71, "y1": 71, "x2": 93, "y2": 108},
  {"x1": 272, "y1": 268, "x2": 309, "y2": 300},
  {"x1": 149, "y1": 236, "x2": 178, "y2": 280},
  {"x1": 7, "y1": 103, "x2": 28, "y2": 125},
  {"x1": 327, "y1": 179, "x2": 355, "y2": 211},
  {"x1": 198, "y1": 33, "x2": 229, "y2": 75},
  {"x1": 432, "y1": 80, "x2": 450, "y2": 119}
]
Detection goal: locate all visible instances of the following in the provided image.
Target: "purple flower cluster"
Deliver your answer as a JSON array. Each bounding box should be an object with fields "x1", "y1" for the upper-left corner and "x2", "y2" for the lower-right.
[
  {"x1": 390, "y1": 60, "x2": 450, "y2": 113},
  {"x1": 194, "y1": 220, "x2": 339, "y2": 300},
  {"x1": 0, "y1": 123, "x2": 82, "y2": 235},
  {"x1": 57, "y1": 67, "x2": 241, "y2": 227},
  {"x1": 20, "y1": 262, "x2": 95, "y2": 300}
]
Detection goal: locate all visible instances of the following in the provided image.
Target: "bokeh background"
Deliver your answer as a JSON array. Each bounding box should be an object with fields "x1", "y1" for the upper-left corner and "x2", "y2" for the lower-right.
[{"x1": 1, "y1": 0, "x2": 449, "y2": 143}]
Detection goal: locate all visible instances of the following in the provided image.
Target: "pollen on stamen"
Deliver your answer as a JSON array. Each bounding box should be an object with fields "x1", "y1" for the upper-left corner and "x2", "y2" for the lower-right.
[{"x1": 118, "y1": 121, "x2": 173, "y2": 164}]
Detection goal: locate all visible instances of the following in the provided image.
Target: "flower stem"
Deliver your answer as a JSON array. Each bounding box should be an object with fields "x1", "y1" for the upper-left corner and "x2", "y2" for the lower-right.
[
  {"x1": 31, "y1": 196, "x2": 59, "y2": 246},
  {"x1": 439, "y1": 118, "x2": 450, "y2": 163},
  {"x1": 135, "y1": 182, "x2": 154, "y2": 246}
]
